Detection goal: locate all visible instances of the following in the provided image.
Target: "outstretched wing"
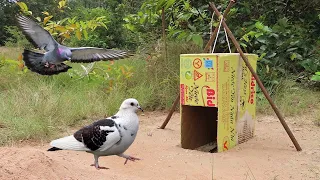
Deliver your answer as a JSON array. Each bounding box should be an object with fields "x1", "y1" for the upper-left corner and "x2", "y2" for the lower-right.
[
  {"x1": 73, "y1": 118, "x2": 121, "y2": 152},
  {"x1": 16, "y1": 14, "x2": 58, "y2": 51},
  {"x1": 70, "y1": 47, "x2": 131, "y2": 63}
]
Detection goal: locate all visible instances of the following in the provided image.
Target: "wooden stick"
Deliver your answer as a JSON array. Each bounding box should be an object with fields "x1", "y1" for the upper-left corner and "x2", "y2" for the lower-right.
[
  {"x1": 160, "y1": 0, "x2": 235, "y2": 129},
  {"x1": 209, "y1": 2, "x2": 302, "y2": 151},
  {"x1": 159, "y1": 95, "x2": 180, "y2": 129},
  {"x1": 203, "y1": 0, "x2": 236, "y2": 53}
]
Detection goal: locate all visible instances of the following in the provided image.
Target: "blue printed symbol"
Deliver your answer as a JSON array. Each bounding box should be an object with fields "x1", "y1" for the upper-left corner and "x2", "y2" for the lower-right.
[{"x1": 205, "y1": 59, "x2": 213, "y2": 69}]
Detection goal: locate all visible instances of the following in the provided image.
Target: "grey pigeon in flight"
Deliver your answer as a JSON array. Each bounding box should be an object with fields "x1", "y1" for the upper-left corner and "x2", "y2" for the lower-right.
[
  {"x1": 48, "y1": 98, "x2": 143, "y2": 169},
  {"x1": 16, "y1": 14, "x2": 131, "y2": 75}
]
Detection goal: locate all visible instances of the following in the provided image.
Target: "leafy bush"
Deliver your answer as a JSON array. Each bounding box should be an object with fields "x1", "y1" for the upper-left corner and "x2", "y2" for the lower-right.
[{"x1": 236, "y1": 18, "x2": 320, "y2": 88}]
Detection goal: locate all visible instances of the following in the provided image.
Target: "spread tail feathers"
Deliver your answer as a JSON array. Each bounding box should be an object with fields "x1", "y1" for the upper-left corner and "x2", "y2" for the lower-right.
[
  {"x1": 49, "y1": 135, "x2": 90, "y2": 151},
  {"x1": 22, "y1": 49, "x2": 71, "y2": 75}
]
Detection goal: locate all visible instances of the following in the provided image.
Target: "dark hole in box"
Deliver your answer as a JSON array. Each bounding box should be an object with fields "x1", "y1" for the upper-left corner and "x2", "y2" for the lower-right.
[{"x1": 181, "y1": 105, "x2": 218, "y2": 153}]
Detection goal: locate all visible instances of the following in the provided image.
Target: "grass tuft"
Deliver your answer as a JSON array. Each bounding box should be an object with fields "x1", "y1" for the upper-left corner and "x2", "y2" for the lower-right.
[{"x1": 257, "y1": 79, "x2": 320, "y2": 117}]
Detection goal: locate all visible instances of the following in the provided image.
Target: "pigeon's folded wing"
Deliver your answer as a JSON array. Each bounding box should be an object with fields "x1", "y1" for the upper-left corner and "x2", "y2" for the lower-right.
[
  {"x1": 73, "y1": 118, "x2": 122, "y2": 152},
  {"x1": 16, "y1": 15, "x2": 57, "y2": 51},
  {"x1": 70, "y1": 47, "x2": 130, "y2": 63}
]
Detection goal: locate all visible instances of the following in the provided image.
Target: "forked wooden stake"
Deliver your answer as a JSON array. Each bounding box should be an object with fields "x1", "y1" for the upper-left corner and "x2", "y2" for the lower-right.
[{"x1": 159, "y1": 0, "x2": 236, "y2": 129}]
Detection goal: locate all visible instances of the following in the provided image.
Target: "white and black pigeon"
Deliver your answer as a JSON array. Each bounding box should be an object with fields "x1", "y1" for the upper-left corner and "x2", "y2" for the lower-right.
[
  {"x1": 16, "y1": 14, "x2": 131, "y2": 75},
  {"x1": 48, "y1": 98, "x2": 143, "y2": 169}
]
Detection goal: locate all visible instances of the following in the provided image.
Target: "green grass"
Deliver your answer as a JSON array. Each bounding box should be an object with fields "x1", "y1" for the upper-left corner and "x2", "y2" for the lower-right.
[{"x1": 257, "y1": 79, "x2": 320, "y2": 118}]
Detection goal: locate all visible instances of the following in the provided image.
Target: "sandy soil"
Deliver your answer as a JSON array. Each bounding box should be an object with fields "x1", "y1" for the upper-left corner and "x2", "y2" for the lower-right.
[{"x1": 0, "y1": 111, "x2": 319, "y2": 180}]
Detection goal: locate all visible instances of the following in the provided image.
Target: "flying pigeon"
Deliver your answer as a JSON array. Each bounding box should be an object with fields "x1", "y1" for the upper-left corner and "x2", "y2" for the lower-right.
[
  {"x1": 16, "y1": 14, "x2": 131, "y2": 75},
  {"x1": 48, "y1": 98, "x2": 143, "y2": 169}
]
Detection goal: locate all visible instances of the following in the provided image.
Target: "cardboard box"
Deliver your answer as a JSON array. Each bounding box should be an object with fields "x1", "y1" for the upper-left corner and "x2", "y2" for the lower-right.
[{"x1": 180, "y1": 53, "x2": 257, "y2": 152}]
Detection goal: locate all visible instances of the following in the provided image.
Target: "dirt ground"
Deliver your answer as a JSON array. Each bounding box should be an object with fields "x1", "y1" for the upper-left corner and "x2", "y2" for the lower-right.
[{"x1": 0, "y1": 111, "x2": 319, "y2": 180}]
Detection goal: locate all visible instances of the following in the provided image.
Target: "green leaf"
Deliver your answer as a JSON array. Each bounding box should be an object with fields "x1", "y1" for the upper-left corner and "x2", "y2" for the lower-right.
[
  {"x1": 17, "y1": 2, "x2": 28, "y2": 12},
  {"x1": 290, "y1": 53, "x2": 297, "y2": 60},
  {"x1": 83, "y1": 29, "x2": 88, "y2": 39},
  {"x1": 267, "y1": 53, "x2": 277, "y2": 58},
  {"x1": 191, "y1": 34, "x2": 203, "y2": 48},
  {"x1": 266, "y1": 65, "x2": 270, "y2": 73},
  {"x1": 255, "y1": 22, "x2": 264, "y2": 30},
  {"x1": 259, "y1": 52, "x2": 267, "y2": 60},
  {"x1": 286, "y1": 47, "x2": 298, "y2": 52},
  {"x1": 165, "y1": 0, "x2": 176, "y2": 9},
  {"x1": 177, "y1": 31, "x2": 187, "y2": 40},
  {"x1": 311, "y1": 74, "x2": 320, "y2": 81},
  {"x1": 242, "y1": 35, "x2": 249, "y2": 42},
  {"x1": 187, "y1": 24, "x2": 196, "y2": 32},
  {"x1": 254, "y1": 32, "x2": 264, "y2": 38},
  {"x1": 99, "y1": 22, "x2": 108, "y2": 29},
  {"x1": 58, "y1": 0, "x2": 66, "y2": 9},
  {"x1": 240, "y1": 42, "x2": 247, "y2": 48},
  {"x1": 36, "y1": 17, "x2": 41, "y2": 22},
  {"x1": 316, "y1": 72, "x2": 320, "y2": 75}
]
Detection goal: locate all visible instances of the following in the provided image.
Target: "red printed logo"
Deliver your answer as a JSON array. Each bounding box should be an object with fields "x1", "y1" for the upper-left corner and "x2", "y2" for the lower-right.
[
  {"x1": 180, "y1": 84, "x2": 185, "y2": 105},
  {"x1": 248, "y1": 76, "x2": 256, "y2": 104},
  {"x1": 202, "y1": 85, "x2": 216, "y2": 107}
]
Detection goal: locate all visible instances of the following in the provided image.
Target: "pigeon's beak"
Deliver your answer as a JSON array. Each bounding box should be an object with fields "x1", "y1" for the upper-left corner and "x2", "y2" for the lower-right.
[
  {"x1": 137, "y1": 105, "x2": 143, "y2": 112},
  {"x1": 68, "y1": 57, "x2": 71, "y2": 60}
]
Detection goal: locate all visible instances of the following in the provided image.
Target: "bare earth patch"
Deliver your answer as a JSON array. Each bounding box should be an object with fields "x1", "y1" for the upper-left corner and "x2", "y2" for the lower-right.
[{"x1": 0, "y1": 112, "x2": 319, "y2": 180}]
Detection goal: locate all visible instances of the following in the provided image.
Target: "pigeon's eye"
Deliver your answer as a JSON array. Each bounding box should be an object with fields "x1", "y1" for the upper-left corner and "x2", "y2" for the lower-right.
[{"x1": 130, "y1": 102, "x2": 134, "y2": 106}]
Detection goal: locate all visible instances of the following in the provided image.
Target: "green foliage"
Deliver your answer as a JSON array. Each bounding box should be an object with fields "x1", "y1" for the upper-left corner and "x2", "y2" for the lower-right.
[
  {"x1": 3, "y1": 26, "x2": 31, "y2": 48},
  {"x1": 16, "y1": 1, "x2": 108, "y2": 44},
  {"x1": 124, "y1": 0, "x2": 210, "y2": 48},
  {"x1": 236, "y1": 18, "x2": 320, "y2": 88},
  {"x1": 311, "y1": 72, "x2": 320, "y2": 82}
]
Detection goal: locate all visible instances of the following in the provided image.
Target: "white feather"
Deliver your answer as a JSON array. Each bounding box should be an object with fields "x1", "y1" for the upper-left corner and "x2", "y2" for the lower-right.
[{"x1": 50, "y1": 135, "x2": 90, "y2": 151}]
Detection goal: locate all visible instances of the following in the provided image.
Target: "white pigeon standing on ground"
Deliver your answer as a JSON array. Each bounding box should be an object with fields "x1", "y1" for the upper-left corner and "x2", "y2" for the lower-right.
[{"x1": 48, "y1": 98, "x2": 143, "y2": 169}]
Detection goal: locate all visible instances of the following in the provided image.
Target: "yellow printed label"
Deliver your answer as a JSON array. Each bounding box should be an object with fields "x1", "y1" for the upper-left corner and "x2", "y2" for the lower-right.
[
  {"x1": 236, "y1": 55, "x2": 258, "y2": 144},
  {"x1": 217, "y1": 55, "x2": 239, "y2": 152},
  {"x1": 180, "y1": 54, "x2": 218, "y2": 107}
]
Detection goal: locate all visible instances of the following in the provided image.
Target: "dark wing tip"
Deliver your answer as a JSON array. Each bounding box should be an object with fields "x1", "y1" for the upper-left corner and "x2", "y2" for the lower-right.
[{"x1": 47, "y1": 147, "x2": 63, "y2": 151}]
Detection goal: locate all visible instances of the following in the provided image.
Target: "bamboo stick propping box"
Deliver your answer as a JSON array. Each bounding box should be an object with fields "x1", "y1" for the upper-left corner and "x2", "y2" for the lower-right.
[{"x1": 180, "y1": 53, "x2": 258, "y2": 152}]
